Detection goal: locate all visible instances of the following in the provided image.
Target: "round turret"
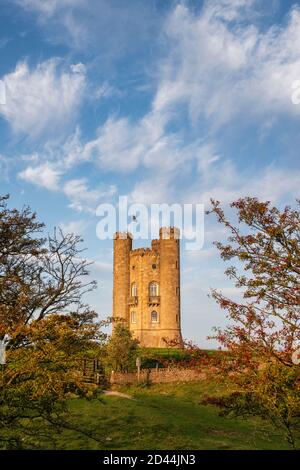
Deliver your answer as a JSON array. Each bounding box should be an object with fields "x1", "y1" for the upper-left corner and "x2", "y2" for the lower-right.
[{"x1": 112, "y1": 232, "x2": 132, "y2": 326}]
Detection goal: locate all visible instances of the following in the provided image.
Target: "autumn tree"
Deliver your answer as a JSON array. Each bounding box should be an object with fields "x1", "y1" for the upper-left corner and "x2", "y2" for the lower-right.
[
  {"x1": 0, "y1": 194, "x2": 97, "y2": 338},
  {"x1": 0, "y1": 195, "x2": 105, "y2": 448},
  {"x1": 206, "y1": 197, "x2": 300, "y2": 448}
]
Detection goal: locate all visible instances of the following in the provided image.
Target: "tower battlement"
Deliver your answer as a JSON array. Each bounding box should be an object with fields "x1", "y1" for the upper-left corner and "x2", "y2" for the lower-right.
[
  {"x1": 113, "y1": 231, "x2": 133, "y2": 240},
  {"x1": 130, "y1": 247, "x2": 153, "y2": 257},
  {"x1": 159, "y1": 226, "x2": 180, "y2": 240},
  {"x1": 112, "y1": 227, "x2": 182, "y2": 348}
]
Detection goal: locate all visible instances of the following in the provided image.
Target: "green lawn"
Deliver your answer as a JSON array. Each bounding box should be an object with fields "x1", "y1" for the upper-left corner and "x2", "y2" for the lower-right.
[{"x1": 38, "y1": 381, "x2": 291, "y2": 450}]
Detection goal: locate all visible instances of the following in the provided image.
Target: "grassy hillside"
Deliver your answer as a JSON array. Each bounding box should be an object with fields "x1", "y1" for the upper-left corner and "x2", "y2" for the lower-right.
[{"x1": 35, "y1": 381, "x2": 292, "y2": 450}]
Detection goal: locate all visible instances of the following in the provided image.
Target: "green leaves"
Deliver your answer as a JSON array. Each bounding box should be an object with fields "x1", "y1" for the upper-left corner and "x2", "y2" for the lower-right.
[{"x1": 105, "y1": 324, "x2": 139, "y2": 372}]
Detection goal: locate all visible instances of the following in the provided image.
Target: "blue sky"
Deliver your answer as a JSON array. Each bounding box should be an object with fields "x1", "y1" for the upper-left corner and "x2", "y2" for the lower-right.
[{"x1": 0, "y1": 0, "x2": 300, "y2": 347}]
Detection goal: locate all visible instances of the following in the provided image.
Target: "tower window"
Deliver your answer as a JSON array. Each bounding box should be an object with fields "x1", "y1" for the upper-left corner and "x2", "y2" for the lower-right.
[
  {"x1": 149, "y1": 281, "x2": 159, "y2": 296},
  {"x1": 152, "y1": 263, "x2": 157, "y2": 269},
  {"x1": 131, "y1": 311, "x2": 136, "y2": 323},
  {"x1": 131, "y1": 283, "x2": 137, "y2": 297},
  {"x1": 151, "y1": 311, "x2": 158, "y2": 323}
]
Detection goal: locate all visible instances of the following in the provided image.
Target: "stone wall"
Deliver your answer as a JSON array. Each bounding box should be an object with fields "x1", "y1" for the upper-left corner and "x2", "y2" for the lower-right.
[{"x1": 110, "y1": 367, "x2": 206, "y2": 385}]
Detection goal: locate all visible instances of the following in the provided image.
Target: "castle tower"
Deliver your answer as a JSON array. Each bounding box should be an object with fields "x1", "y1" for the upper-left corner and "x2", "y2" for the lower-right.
[
  {"x1": 112, "y1": 232, "x2": 132, "y2": 326},
  {"x1": 112, "y1": 227, "x2": 182, "y2": 348},
  {"x1": 159, "y1": 227, "x2": 182, "y2": 347}
]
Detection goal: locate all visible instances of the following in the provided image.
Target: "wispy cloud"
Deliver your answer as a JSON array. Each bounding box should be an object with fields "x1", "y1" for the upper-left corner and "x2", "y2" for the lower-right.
[
  {"x1": 14, "y1": 0, "x2": 83, "y2": 17},
  {"x1": 0, "y1": 59, "x2": 86, "y2": 138},
  {"x1": 18, "y1": 158, "x2": 117, "y2": 214},
  {"x1": 14, "y1": 0, "x2": 163, "y2": 56},
  {"x1": 0, "y1": 154, "x2": 11, "y2": 181},
  {"x1": 12, "y1": 0, "x2": 300, "y2": 213},
  {"x1": 156, "y1": 2, "x2": 300, "y2": 126},
  {"x1": 18, "y1": 162, "x2": 61, "y2": 191},
  {"x1": 63, "y1": 178, "x2": 116, "y2": 214},
  {"x1": 58, "y1": 218, "x2": 88, "y2": 236}
]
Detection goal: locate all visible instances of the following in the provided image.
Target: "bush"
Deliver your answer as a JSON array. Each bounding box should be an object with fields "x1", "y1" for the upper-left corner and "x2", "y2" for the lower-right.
[{"x1": 105, "y1": 324, "x2": 139, "y2": 372}]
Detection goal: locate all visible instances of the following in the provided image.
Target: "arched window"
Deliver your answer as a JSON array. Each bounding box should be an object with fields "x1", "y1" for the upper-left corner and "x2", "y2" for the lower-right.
[
  {"x1": 151, "y1": 311, "x2": 158, "y2": 323},
  {"x1": 131, "y1": 283, "x2": 137, "y2": 297},
  {"x1": 149, "y1": 282, "x2": 159, "y2": 297},
  {"x1": 131, "y1": 311, "x2": 136, "y2": 323}
]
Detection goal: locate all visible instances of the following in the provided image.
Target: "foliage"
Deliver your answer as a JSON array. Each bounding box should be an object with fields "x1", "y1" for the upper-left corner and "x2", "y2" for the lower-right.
[
  {"x1": 207, "y1": 197, "x2": 300, "y2": 448},
  {"x1": 139, "y1": 345, "x2": 216, "y2": 369},
  {"x1": 105, "y1": 324, "x2": 139, "y2": 372},
  {"x1": 202, "y1": 362, "x2": 300, "y2": 448},
  {"x1": 0, "y1": 194, "x2": 96, "y2": 340},
  {"x1": 0, "y1": 314, "x2": 105, "y2": 449},
  {"x1": 0, "y1": 195, "x2": 106, "y2": 448}
]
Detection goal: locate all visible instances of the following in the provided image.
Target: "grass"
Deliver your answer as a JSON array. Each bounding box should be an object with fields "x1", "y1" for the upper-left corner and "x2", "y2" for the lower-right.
[{"x1": 37, "y1": 381, "x2": 291, "y2": 450}]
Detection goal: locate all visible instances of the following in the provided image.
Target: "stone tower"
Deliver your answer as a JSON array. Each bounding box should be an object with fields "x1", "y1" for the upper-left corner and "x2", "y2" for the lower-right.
[
  {"x1": 112, "y1": 232, "x2": 132, "y2": 324},
  {"x1": 112, "y1": 227, "x2": 182, "y2": 348}
]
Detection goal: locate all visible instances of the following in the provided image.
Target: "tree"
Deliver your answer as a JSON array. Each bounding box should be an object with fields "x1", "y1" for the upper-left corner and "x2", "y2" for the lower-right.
[
  {"x1": 0, "y1": 195, "x2": 105, "y2": 448},
  {"x1": 106, "y1": 324, "x2": 139, "y2": 372},
  {"x1": 1, "y1": 315, "x2": 104, "y2": 449},
  {"x1": 207, "y1": 197, "x2": 300, "y2": 448},
  {"x1": 0, "y1": 195, "x2": 96, "y2": 340}
]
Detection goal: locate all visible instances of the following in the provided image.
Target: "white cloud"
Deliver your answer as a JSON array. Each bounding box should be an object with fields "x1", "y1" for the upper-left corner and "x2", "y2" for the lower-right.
[
  {"x1": 218, "y1": 286, "x2": 245, "y2": 298},
  {"x1": 155, "y1": 2, "x2": 300, "y2": 126},
  {"x1": 82, "y1": 117, "x2": 146, "y2": 171},
  {"x1": 80, "y1": 111, "x2": 180, "y2": 172},
  {"x1": 126, "y1": 160, "x2": 300, "y2": 214},
  {"x1": 13, "y1": 1, "x2": 300, "y2": 220},
  {"x1": 63, "y1": 178, "x2": 116, "y2": 213},
  {"x1": 21, "y1": 152, "x2": 39, "y2": 162},
  {"x1": 94, "y1": 83, "x2": 121, "y2": 100},
  {"x1": 1, "y1": 59, "x2": 86, "y2": 138},
  {"x1": 15, "y1": 0, "x2": 83, "y2": 17},
  {"x1": 194, "y1": 144, "x2": 220, "y2": 175},
  {"x1": 249, "y1": 167, "x2": 300, "y2": 202},
  {"x1": 0, "y1": 154, "x2": 11, "y2": 181},
  {"x1": 203, "y1": 0, "x2": 259, "y2": 22},
  {"x1": 15, "y1": 0, "x2": 88, "y2": 50},
  {"x1": 190, "y1": 165, "x2": 300, "y2": 207},
  {"x1": 19, "y1": 127, "x2": 87, "y2": 170},
  {"x1": 59, "y1": 219, "x2": 88, "y2": 236},
  {"x1": 185, "y1": 247, "x2": 217, "y2": 262},
  {"x1": 89, "y1": 259, "x2": 113, "y2": 273},
  {"x1": 129, "y1": 174, "x2": 174, "y2": 205},
  {"x1": 61, "y1": 1, "x2": 300, "y2": 181},
  {"x1": 79, "y1": 111, "x2": 218, "y2": 176},
  {"x1": 14, "y1": 0, "x2": 162, "y2": 55},
  {"x1": 18, "y1": 149, "x2": 117, "y2": 213},
  {"x1": 105, "y1": 1, "x2": 300, "y2": 207},
  {"x1": 19, "y1": 162, "x2": 61, "y2": 191}
]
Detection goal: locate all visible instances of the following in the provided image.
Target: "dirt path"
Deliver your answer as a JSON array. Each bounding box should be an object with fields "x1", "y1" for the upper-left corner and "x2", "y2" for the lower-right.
[{"x1": 103, "y1": 390, "x2": 134, "y2": 400}]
